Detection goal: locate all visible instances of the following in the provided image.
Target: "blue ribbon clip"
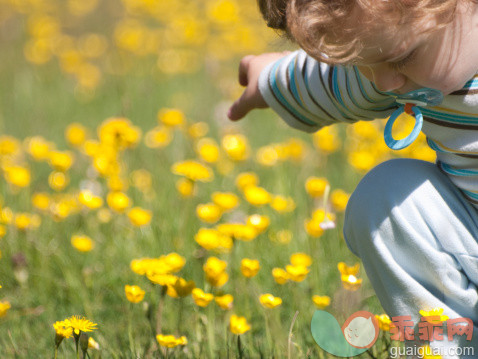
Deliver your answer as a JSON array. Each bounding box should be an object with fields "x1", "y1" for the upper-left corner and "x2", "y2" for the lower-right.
[{"x1": 383, "y1": 88, "x2": 443, "y2": 150}]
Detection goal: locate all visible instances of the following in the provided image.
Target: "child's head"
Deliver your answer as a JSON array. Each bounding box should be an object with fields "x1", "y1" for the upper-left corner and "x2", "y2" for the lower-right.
[{"x1": 258, "y1": 0, "x2": 478, "y2": 95}]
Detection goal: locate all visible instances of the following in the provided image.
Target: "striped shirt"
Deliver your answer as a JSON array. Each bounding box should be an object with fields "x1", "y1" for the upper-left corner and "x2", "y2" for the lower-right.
[{"x1": 258, "y1": 50, "x2": 478, "y2": 207}]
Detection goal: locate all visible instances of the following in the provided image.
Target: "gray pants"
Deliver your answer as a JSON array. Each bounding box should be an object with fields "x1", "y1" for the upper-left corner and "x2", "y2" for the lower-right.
[{"x1": 344, "y1": 159, "x2": 478, "y2": 358}]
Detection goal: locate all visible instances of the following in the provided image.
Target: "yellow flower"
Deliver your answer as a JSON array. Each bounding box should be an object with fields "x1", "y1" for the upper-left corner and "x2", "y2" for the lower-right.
[
  {"x1": 128, "y1": 207, "x2": 152, "y2": 226},
  {"x1": 106, "y1": 191, "x2": 131, "y2": 212},
  {"x1": 211, "y1": 192, "x2": 239, "y2": 211},
  {"x1": 53, "y1": 320, "x2": 73, "y2": 342},
  {"x1": 215, "y1": 294, "x2": 234, "y2": 310},
  {"x1": 330, "y1": 189, "x2": 350, "y2": 212},
  {"x1": 235, "y1": 172, "x2": 258, "y2": 191},
  {"x1": 313, "y1": 126, "x2": 341, "y2": 153},
  {"x1": 48, "y1": 171, "x2": 69, "y2": 191},
  {"x1": 196, "y1": 138, "x2": 220, "y2": 163},
  {"x1": 156, "y1": 334, "x2": 188, "y2": 348},
  {"x1": 240, "y1": 258, "x2": 260, "y2": 278},
  {"x1": 0, "y1": 300, "x2": 11, "y2": 317},
  {"x1": 286, "y1": 265, "x2": 310, "y2": 282},
  {"x1": 341, "y1": 274, "x2": 362, "y2": 291},
  {"x1": 64, "y1": 315, "x2": 98, "y2": 335},
  {"x1": 97, "y1": 117, "x2": 141, "y2": 149},
  {"x1": 14, "y1": 213, "x2": 34, "y2": 231},
  {"x1": 229, "y1": 314, "x2": 251, "y2": 335},
  {"x1": 216, "y1": 223, "x2": 257, "y2": 241},
  {"x1": 4, "y1": 165, "x2": 31, "y2": 187},
  {"x1": 78, "y1": 190, "x2": 103, "y2": 209},
  {"x1": 192, "y1": 288, "x2": 214, "y2": 307},
  {"x1": 311, "y1": 209, "x2": 336, "y2": 224},
  {"x1": 312, "y1": 295, "x2": 331, "y2": 309},
  {"x1": 71, "y1": 235, "x2": 94, "y2": 252},
  {"x1": 145, "y1": 126, "x2": 173, "y2": 148},
  {"x1": 0, "y1": 135, "x2": 19, "y2": 155},
  {"x1": 174, "y1": 178, "x2": 195, "y2": 197},
  {"x1": 375, "y1": 314, "x2": 392, "y2": 331},
  {"x1": 157, "y1": 108, "x2": 185, "y2": 127},
  {"x1": 204, "y1": 256, "x2": 228, "y2": 288},
  {"x1": 259, "y1": 294, "x2": 282, "y2": 309},
  {"x1": 196, "y1": 203, "x2": 223, "y2": 223},
  {"x1": 65, "y1": 123, "x2": 88, "y2": 147},
  {"x1": 168, "y1": 277, "x2": 195, "y2": 298},
  {"x1": 88, "y1": 337, "x2": 100, "y2": 350},
  {"x1": 337, "y1": 262, "x2": 360, "y2": 276},
  {"x1": 305, "y1": 177, "x2": 329, "y2": 198},
  {"x1": 188, "y1": 122, "x2": 209, "y2": 139},
  {"x1": 32, "y1": 192, "x2": 51, "y2": 211},
  {"x1": 222, "y1": 134, "x2": 250, "y2": 161},
  {"x1": 171, "y1": 160, "x2": 214, "y2": 182},
  {"x1": 256, "y1": 145, "x2": 279, "y2": 166},
  {"x1": 246, "y1": 214, "x2": 270, "y2": 233},
  {"x1": 270, "y1": 195, "x2": 295, "y2": 213},
  {"x1": 125, "y1": 285, "x2": 145, "y2": 303},
  {"x1": 304, "y1": 218, "x2": 324, "y2": 237},
  {"x1": 48, "y1": 150, "x2": 74, "y2": 172},
  {"x1": 419, "y1": 308, "x2": 449, "y2": 324},
  {"x1": 290, "y1": 253, "x2": 312, "y2": 267},
  {"x1": 243, "y1": 186, "x2": 272, "y2": 206},
  {"x1": 194, "y1": 228, "x2": 232, "y2": 252},
  {"x1": 148, "y1": 273, "x2": 177, "y2": 287},
  {"x1": 272, "y1": 268, "x2": 289, "y2": 284},
  {"x1": 25, "y1": 136, "x2": 52, "y2": 161}
]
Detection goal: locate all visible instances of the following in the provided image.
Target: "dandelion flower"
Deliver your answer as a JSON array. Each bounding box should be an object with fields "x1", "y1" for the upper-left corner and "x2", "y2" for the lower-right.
[
  {"x1": 0, "y1": 300, "x2": 11, "y2": 317},
  {"x1": 53, "y1": 320, "x2": 73, "y2": 340},
  {"x1": 127, "y1": 207, "x2": 152, "y2": 226},
  {"x1": 71, "y1": 235, "x2": 94, "y2": 252},
  {"x1": 215, "y1": 294, "x2": 234, "y2": 310},
  {"x1": 156, "y1": 334, "x2": 187, "y2": 348},
  {"x1": 375, "y1": 314, "x2": 393, "y2": 331},
  {"x1": 312, "y1": 295, "x2": 331, "y2": 309},
  {"x1": 192, "y1": 288, "x2": 214, "y2": 307},
  {"x1": 419, "y1": 308, "x2": 449, "y2": 324},
  {"x1": 341, "y1": 274, "x2": 362, "y2": 291},
  {"x1": 285, "y1": 265, "x2": 309, "y2": 282},
  {"x1": 125, "y1": 285, "x2": 145, "y2": 303},
  {"x1": 259, "y1": 294, "x2": 282, "y2": 309},
  {"x1": 171, "y1": 160, "x2": 213, "y2": 182},
  {"x1": 229, "y1": 314, "x2": 251, "y2": 335},
  {"x1": 272, "y1": 268, "x2": 289, "y2": 284},
  {"x1": 240, "y1": 258, "x2": 260, "y2": 278},
  {"x1": 64, "y1": 315, "x2": 98, "y2": 335},
  {"x1": 290, "y1": 253, "x2": 312, "y2": 268}
]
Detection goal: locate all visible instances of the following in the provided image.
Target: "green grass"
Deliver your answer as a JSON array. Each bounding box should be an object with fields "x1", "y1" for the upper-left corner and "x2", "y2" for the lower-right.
[{"x1": 0, "y1": 46, "x2": 396, "y2": 358}]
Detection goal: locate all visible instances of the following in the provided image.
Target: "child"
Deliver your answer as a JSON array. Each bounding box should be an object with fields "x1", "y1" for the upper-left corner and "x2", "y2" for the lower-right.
[{"x1": 228, "y1": 0, "x2": 478, "y2": 357}]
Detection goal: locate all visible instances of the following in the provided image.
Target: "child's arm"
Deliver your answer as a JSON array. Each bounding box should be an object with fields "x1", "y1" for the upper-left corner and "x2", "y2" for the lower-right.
[{"x1": 228, "y1": 50, "x2": 398, "y2": 132}]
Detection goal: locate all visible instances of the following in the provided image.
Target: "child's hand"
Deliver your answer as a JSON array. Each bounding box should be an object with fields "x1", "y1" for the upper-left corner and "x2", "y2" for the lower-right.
[{"x1": 227, "y1": 51, "x2": 291, "y2": 121}]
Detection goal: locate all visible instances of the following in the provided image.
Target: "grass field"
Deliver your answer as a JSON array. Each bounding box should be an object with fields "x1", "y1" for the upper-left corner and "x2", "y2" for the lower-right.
[{"x1": 0, "y1": 1, "x2": 436, "y2": 358}]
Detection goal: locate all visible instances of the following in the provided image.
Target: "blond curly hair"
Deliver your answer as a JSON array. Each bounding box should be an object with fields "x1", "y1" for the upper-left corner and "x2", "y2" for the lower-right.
[{"x1": 258, "y1": 0, "x2": 473, "y2": 64}]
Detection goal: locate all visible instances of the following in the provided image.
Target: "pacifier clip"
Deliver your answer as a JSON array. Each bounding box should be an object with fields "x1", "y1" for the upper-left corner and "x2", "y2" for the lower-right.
[{"x1": 383, "y1": 88, "x2": 443, "y2": 150}]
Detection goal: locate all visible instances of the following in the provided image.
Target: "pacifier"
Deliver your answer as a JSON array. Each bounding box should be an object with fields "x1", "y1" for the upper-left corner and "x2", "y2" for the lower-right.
[{"x1": 383, "y1": 88, "x2": 443, "y2": 150}]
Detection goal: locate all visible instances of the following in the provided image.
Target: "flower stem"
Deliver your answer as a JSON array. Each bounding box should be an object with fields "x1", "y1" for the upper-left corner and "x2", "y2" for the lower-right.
[
  {"x1": 237, "y1": 335, "x2": 243, "y2": 359},
  {"x1": 288, "y1": 311, "x2": 299, "y2": 359},
  {"x1": 53, "y1": 346, "x2": 58, "y2": 359},
  {"x1": 156, "y1": 285, "x2": 167, "y2": 334}
]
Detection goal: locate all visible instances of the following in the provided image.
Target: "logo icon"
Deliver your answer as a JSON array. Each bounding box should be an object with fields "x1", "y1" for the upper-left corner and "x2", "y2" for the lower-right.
[{"x1": 311, "y1": 310, "x2": 379, "y2": 357}]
